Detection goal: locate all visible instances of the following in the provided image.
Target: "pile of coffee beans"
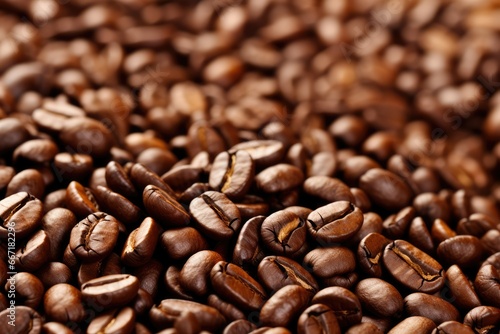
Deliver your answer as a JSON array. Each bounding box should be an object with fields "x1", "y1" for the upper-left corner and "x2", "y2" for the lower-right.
[{"x1": 0, "y1": 0, "x2": 499, "y2": 333}]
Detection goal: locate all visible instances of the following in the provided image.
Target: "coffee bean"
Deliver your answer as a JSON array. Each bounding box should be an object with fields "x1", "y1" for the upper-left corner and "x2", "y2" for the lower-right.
[
  {"x1": 162, "y1": 165, "x2": 205, "y2": 194},
  {"x1": 0, "y1": 166, "x2": 15, "y2": 195},
  {"x1": 303, "y1": 176, "x2": 354, "y2": 203},
  {"x1": 463, "y1": 306, "x2": 500, "y2": 334},
  {"x1": 261, "y1": 210, "x2": 306, "y2": 257},
  {"x1": 180, "y1": 251, "x2": 223, "y2": 297},
  {"x1": 7, "y1": 272, "x2": 44, "y2": 309},
  {"x1": 59, "y1": 117, "x2": 114, "y2": 158},
  {"x1": 0, "y1": 306, "x2": 43, "y2": 334},
  {"x1": 355, "y1": 278, "x2": 403, "y2": 318},
  {"x1": 431, "y1": 321, "x2": 475, "y2": 334},
  {"x1": 304, "y1": 246, "x2": 355, "y2": 279},
  {"x1": 0, "y1": 118, "x2": 30, "y2": 154},
  {"x1": 223, "y1": 320, "x2": 257, "y2": 334},
  {"x1": 70, "y1": 212, "x2": 119, "y2": 262},
  {"x1": 105, "y1": 161, "x2": 137, "y2": 199},
  {"x1": 207, "y1": 294, "x2": 245, "y2": 323},
  {"x1": 437, "y1": 235, "x2": 483, "y2": 269},
  {"x1": 136, "y1": 147, "x2": 177, "y2": 176},
  {"x1": 78, "y1": 253, "x2": 122, "y2": 286},
  {"x1": 311, "y1": 286, "x2": 362, "y2": 329},
  {"x1": 413, "y1": 193, "x2": 450, "y2": 223},
  {"x1": 143, "y1": 185, "x2": 190, "y2": 228},
  {"x1": 130, "y1": 163, "x2": 177, "y2": 198},
  {"x1": 41, "y1": 208, "x2": 76, "y2": 262},
  {"x1": 0, "y1": 192, "x2": 43, "y2": 239},
  {"x1": 189, "y1": 191, "x2": 241, "y2": 241},
  {"x1": 52, "y1": 152, "x2": 93, "y2": 182},
  {"x1": 121, "y1": 217, "x2": 161, "y2": 267},
  {"x1": 408, "y1": 217, "x2": 434, "y2": 255},
  {"x1": 87, "y1": 307, "x2": 136, "y2": 334},
  {"x1": 481, "y1": 229, "x2": 500, "y2": 255},
  {"x1": 260, "y1": 285, "x2": 311, "y2": 327},
  {"x1": 209, "y1": 150, "x2": 255, "y2": 200},
  {"x1": 445, "y1": 265, "x2": 481, "y2": 312},
  {"x1": 431, "y1": 219, "x2": 456, "y2": 244},
  {"x1": 256, "y1": 164, "x2": 304, "y2": 193},
  {"x1": 14, "y1": 230, "x2": 50, "y2": 272},
  {"x1": 178, "y1": 182, "x2": 212, "y2": 204},
  {"x1": 322, "y1": 272, "x2": 359, "y2": 289},
  {"x1": 6, "y1": 169, "x2": 45, "y2": 199},
  {"x1": 382, "y1": 206, "x2": 415, "y2": 239},
  {"x1": 229, "y1": 140, "x2": 285, "y2": 169},
  {"x1": 35, "y1": 262, "x2": 72, "y2": 289},
  {"x1": 210, "y1": 261, "x2": 267, "y2": 311},
  {"x1": 297, "y1": 304, "x2": 341, "y2": 334},
  {"x1": 66, "y1": 181, "x2": 99, "y2": 218},
  {"x1": 160, "y1": 227, "x2": 208, "y2": 261},
  {"x1": 233, "y1": 216, "x2": 266, "y2": 267},
  {"x1": 92, "y1": 185, "x2": 143, "y2": 226},
  {"x1": 44, "y1": 283, "x2": 85, "y2": 323},
  {"x1": 42, "y1": 322, "x2": 74, "y2": 334},
  {"x1": 235, "y1": 195, "x2": 270, "y2": 220},
  {"x1": 258, "y1": 256, "x2": 318, "y2": 293},
  {"x1": 383, "y1": 240, "x2": 444, "y2": 293},
  {"x1": 345, "y1": 323, "x2": 383, "y2": 334},
  {"x1": 475, "y1": 264, "x2": 500, "y2": 308},
  {"x1": 133, "y1": 260, "x2": 163, "y2": 298},
  {"x1": 186, "y1": 121, "x2": 226, "y2": 159},
  {"x1": 306, "y1": 201, "x2": 363, "y2": 244},
  {"x1": 165, "y1": 266, "x2": 195, "y2": 301},
  {"x1": 81, "y1": 274, "x2": 140, "y2": 310},
  {"x1": 359, "y1": 168, "x2": 412, "y2": 211},
  {"x1": 342, "y1": 156, "x2": 380, "y2": 185},
  {"x1": 387, "y1": 316, "x2": 436, "y2": 334},
  {"x1": 133, "y1": 288, "x2": 154, "y2": 315},
  {"x1": 403, "y1": 293, "x2": 460, "y2": 324},
  {"x1": 174, "y1": 311, "x2": 201, "y2": 334}
]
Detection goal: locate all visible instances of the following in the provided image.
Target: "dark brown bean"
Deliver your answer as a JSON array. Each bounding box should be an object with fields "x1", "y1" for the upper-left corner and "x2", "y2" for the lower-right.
[
  {"x1": 258, "y1": 256, "x2": 318, "y2": 293},
  {"x1": 81, "y1": 274, "x2": 140, "y2": 310},
  {"x1": 261, "y1": 210, "x2": 306, "y2": 257},
  {"x1": 355, "y1": 278, "x2": 403, "y2": 318},
  {"x1": 209, "y1": 150, "x2": 255, "y2": 200},
  {"x1": 387, "y1": 316, "x2": 436, "y2": 334},
  {"x1": 404, "y1": 293, "x2": 460, "y2": 325},
  {"x1": 260, "y1": 285, "x2": 311, "y2": 327},
  {"x1": 121, "y1": 217, "x2": 161, "y2": 267},
  {"x1": 0, "y1": 192, "x2": 43, "y2": 239},
  {"x1": 160, "y1": 227, "x2": 208, "y2": 261},
  {"x1": 87, "y1": 307, "x2": 136, "y2": 334},
  {"x1": 180, "y1": 251, "x2": 223, "y2": 297},
  {"x1": 311, "y1": 286, "x2": 362, "y2": 329},
  {"x1": 44, "y1": 283, "x2": 85, "y2": 323},
  {"x1": 437, "y1": 235, "x2": 483, "y2": 269},
  {"x1": 297, "y1": 303, "x2": 341, "y2": 334},
  {"x1": 143, "y1": 185, "x2": 190, "y2": 228}
]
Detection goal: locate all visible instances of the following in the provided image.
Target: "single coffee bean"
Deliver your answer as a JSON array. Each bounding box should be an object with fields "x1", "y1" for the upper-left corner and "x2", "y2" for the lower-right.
[
  {"x1": 174, "y1": 311, "x2": 201, "y2": 334},
  {"x1": 165, "y1": 266, "x2": 195, "y2": 301},
  {"x1": 93, "y1": 185, "x2": 143, "y2": 226},
  {"x1": 307, "y1": 201, "x2": 363, "y2": 244},
  {"x1": 445, "y1": 265, "x2": 481, "y2": 312},
  {"x1": 0, "y1": 306, "x2": 43, "y2": 334},
  {"x1": 44, "y1": 283, "x2": 85, "y2": 323},
  {"x1": 297, "y1": 303, "x2": 341, "y2": 334},
  {"x1": 0, "y1": 118, "x2": 30, "y2": 154},
  {"x1": 463, "y1": 306, "x2": 500, "y2": 334},
  {"x1": 0, "y1": 192, "x2": 43, "y2": 239},
  {"x1": 180, "y1": 250, "x2": 223, "y2": 297},
  {"x1": 382, "y1": 206, "x2": 415, "y2": 239},
  {"x1": 134, "y1": 260, "x2": 163, "y2": 298},
  {"x1": 342, "y1": 156, "x2": 380, "y2": 185},
  {"x1": 178, "y1": 183, "x2": 212, "y2": 204},
  {"x1": 41, "y1": 208, "x2": 76, "y2": 262},
  {"x1": 229, "y1": 140, "x2": 285, "y2": 169},
  {"x1": 209, "y1": 150, "x2": 255, "y2": 200},
  {"x1": 436, "y1": 235, "x2": 483, "y2": 269},
  {"x1": 143, "y1": 185, "x2": 190, "y2": 228},
  {"x1": 404, "y1": 293, "x2": 460, "y2": 324},
  {"x1": 0, "y1": 166, "x2": 15, "y2": 194},
  {"x1": 52, "y1": 152, "x2": 93, "y2": 182},
  {"x1": 42, "y1": 322, "x2": 74, "y2": 334},
  {"x1": 70, "y1": 212, "x2": 119, "y2": 262},
  {"x1": 359, "y1": 168, "x2": 412, "y2": 211},
  {"x1": 233, "y1": 216, "x2": 266, "y2": 267},
  {"x1": 136, "y1": 147, "x2": 177, "y2": 176},
  {"x1": 249, "y1": 327, "x2": 293, "y2": 334},
  {"x1": 387, "y1": 316, "x2": 436, "y2": 334},
  {"x1": 14, "y1": 230, "x2": 50, "y2": 272},
  {"x1": 260, "y1": 285, "x2": 311, "y2": 327},
  {"x1": 350, "y1": 188, "x2": 371, "y2": 212},
  {"x1": 207, "y1": 294, "x2": 245, "y2": 322},
  {"x1": 66, "y1": 181, "x2": 99, "y2": 218},
  {"x1": 408, "y1": 217, "x2": 434, "y2": 255},
  {"x1": 160, "y1": 227, "x2": 208, "y2": 261},
  {"x1": 105, "y1": 161, "x2": 137, "y2": 199},
  {"x1": 255, "y1": 164, "x2": 304, "y2": 193},
  {"x1": 413, "y1": 192, "x2": 450, "y2": 224},
  {"x1": 360, "y1": 316, "x2": 393, "y2": 333},
  {"x1": 357, "y1": 233, "x2": 391, "y2": 278},
  {"x1": 261, "y1": 210, "x2": 306, "y2": 257},
  {"x1": 258, "y1": 256, "x2": 318, "y2": 293},
  {"x1": 345, "y1": 323, "x2": 383, "y2": 334},
  {"x1": 81, "y1": 274, "x2": 140, "y2": 310},
  {"x1": 121, "y1": 217, "x2": 161, "y2": 267},
  {"x1": 383, "y1": 240, "x2": 444, "y2": 293},
  {"x1": 348, "y1": 212, "x2": 383, "y2": 246},
  {"x1": 355, "y1": 278, "x2": 403, "y2": 318},
  {"x1": 303, "y1": 176, "x2": 354, "y2": 203},
  {"x1": 457, "y1": 213, "x2": 497, "y2": 237},
  {"x1": 431, "y1": 321, "x2": 475, "y2": 334},
  {"x1": 186, "y1": 121, "x2": 226, "y2": 159},
  {"x1": 235, "y1": 195, "x2": 270, "y2": 220},
  {"x1": 149, "y1": 299, "x2": 226, "y2": 332},
  {"x1": 189, "y1": 191, "x2": 241, "y2": 241},
  {"x1": 431, "y1": 219, "x2": 456, "y2": 244},
  {"x1": 162, "y1": 165, "x2": 205, "y2": 194},
  {"x1": 311, "y1": 286, "x2": 362, "y2": 329},
  {"x1": 322, "y1": 272, "x2": 359, "y2": 290},
  {"x1": 35, "y1": 262, "x2": 72, "y2": 289},
  {"x1": 87, "y1": 307, "x2": 136, "y2": 334},
  {"x1": 78, "y1": 253, "x2": 122, "y2": 286},
  {"x1": 223, "y1": 319, "x2": 257, "y2": 334},
  {"x1": 130, "y1": 163, "x2": 177, "y2": 198},
  {"x1": 481, "y1": 229, "x2": 500, "y2": 255},
  {"x1": 6, "y1": 169, "x2": 45, "y2": 199},
  {"x1": 7, "y1": 272, "x2": 44, "y2": 309},
  {"x1": 62, "y1": 244, "x2": 80, "y2": 273},
  {"x1": 303, "y1": 246, "x2": 355, "y2": 279},
  {"x1": 475, "y1": 265, "x2": 500, "y2": 308},
  {"x1": 210, "y1": 261, "x2": 267, "y2": 311},
  {"x1": 133, "y1": 288, "x2": 154, "y2": 315}
]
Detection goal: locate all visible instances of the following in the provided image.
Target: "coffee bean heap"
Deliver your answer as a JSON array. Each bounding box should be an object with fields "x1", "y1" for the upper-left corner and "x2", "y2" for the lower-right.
[{"x1": 0, "y1": 0, "x2": 499, "y2": 333}]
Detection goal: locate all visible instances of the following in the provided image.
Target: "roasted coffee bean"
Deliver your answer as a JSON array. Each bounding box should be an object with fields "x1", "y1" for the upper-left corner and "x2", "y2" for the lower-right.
[
  {"x1": 162, "y1": 165, "x2": 205, "y2": 194},
  {"x1": 165, "y1": 266, "x2": 195, "y2": 301},
  {"x1": 249, "y1": 327, "x2": 292, "y2": 334},
  {"x1": 174, "y1": 311, "x2": 201, "y2": 334},
  {"x1": 304, "y1": 246, "x2": 355, "y2": 279},
  {"x1": 44, "y1": 283, "x2": 85, "y2": 323},
  {"x1": 258, "y1": 256, "x2": 318, "y2": 293},
  {"x1": 122, "y1": 217, "x2": 161, "y2": 267},
  {"x1": 70, "y1": 212, "x2": 119, "y2": 262},
  {"x1": 66, "y1": 181, "x2": 99, "y2": 218},
  {"x1": 59, "y1": 117, "x2": 114, "y2": 158},
  {"x1": 342, "y1": 156, "x2": 380, "y2": 185},
  {"x1": 14, "y1": 230, "x2": 50, "y2": 272},
  {"x1": 355, "y1": 278, "x2": 403, "y2": 318},
  {"x1": 87, "y1": 307, "x2": 136, "y2": 334},
  {"x1": 223, "y1": 319, "x2": 257, "y2": 334},
  {"x1": 210, "y1": 261, "x2": 267, "y2": 311},
  {"x1": 306, "y1": 201, "x2": 363, "y2": 244},
  {"x1": 160, "y1": 227, "x2": 208, "y2": 261},
  {"x1": 178, "y1": 182, "x2": 212, "y2": 203},
  {"x1": 180, "y1": 251, "x2": 223, "y2": 297},
  {"x1": 383, "y1": 240, "x2": 444, "y2": 293},
  {"x1": 463, "y1": 306, "x2": 500, "y2": 334},
  {"x1": 482, "y1": 252, "x2": 500, "y2": 270},
  {"x1": 93, "y1": 185, "x2": 143, "y2": 226},
  {"x1": 0, "y1": 192, "x2": 43, "y2": 239},
  {"x1": 149, "y1": 299, "x2": 226, "y2": 332},
  {"x1": 322, "y1": 272, "x2": 359, "y2": 289},
  {"x1": 81, "y1": 274, "x2": 140, "y2": 310},
  {"x1": 229, "y1": 140, "x2": 285, "y2": 169},
  {"x1": 297, "y1": 303, "x2": 341, "y2": 334},
  {"x1": 350, "y1": 188, "x2": 371, "y2": 212},
  {"x1": 6, "y1": 169, "x2": 45, "y2": 199},
  {"x1": 235, "y1": 195, "x2": 270, "y2": 220},
  {"x1": 261, "y1": 210, "x2": 306, "y2": 257},
  {"x1": 186, "y1": 121, "x2": 226, "y2": 159},
  {"x1": 303, "y1": 176, "x2": 354, "y2": 203},
  {"x1": 52, "y1": 152, "x2": 93, "y2": 182},
  {"x1": 7, "y1": 272, "x2": 44, "y2": 309},
  {"x1": 209, "y1": 150, "x2": 255, "y2": 200},
  {"x1": 105, "y1": 161, "x2": 137, "y2": 199},
  {"x1": 408, "y1": 217, "x2": 434, "y2": 255},
  {"x1": 233, "y1": 215, "x2": 266, "y2": 267},
  {"x1": 481, "y1": 229, "x2": 500, "y2": 255},
  {"x1": 143, "y1": 185, "x2": 190, "y2": 228},
  {"x1": 136, "y1": 147, "x2": 177, "y2": 176},
  {"x1": 41, "y1": 208, "x2": 76, "y2": 262},
  {"x1": 0, "y1": 166, "x2": 15, "y2": 194},
  {"x1": 359, "y1": 168, "x2": 412, "y2": 211},
  {"x1": 413, "y1": 193, "x2": 450, "y2": 224},
  {"x1": 345, "y1": 323, "x2": 384, "y2": 334},
  {"x1": 130, "y1": 163, "x2": 177, "y2": 197},
  {"x1": 133, "y1": 288, "x2": 154, "y2": 315},
  {"x1": 189, "y1": 191, "x2": 241, "y2": 241},
  {"x1": 0, "y1": 306, "x2": 43, "y2": 334},
  {"x1": 134, "y1": 260, "x2": 163, "y2": 298},
  {"x1": 207, "y1": 294, "x2": 245, "y2": 323},
  {"x1": 43, "y1": 189, "x2": 67, "y2": 213},
  {"x1": 431, "y1": 321, "x2": 475, "y2": 334},
  {"x1": 475, "y1": 265, "x2": 500, "y2": 308},
  {"x1": 348, "y1": 212, "x2": 383, "y2": 246},
  {"x1": 256, "y1": 164, "x2": 304, "y2": 193},
  {"x1": 78, "y1": 253, "x2": 122, "y2": 286},
  {"x1": 437, "y1": 235, "x2": 483, "y2": 269},
  {"x1": 42, "y1": 322, "x2": 74, "y2": 334},
  {"x1": 260, "y1": 285, "x2": 311, "y2": 327},
  {"x1": 382, "y1": 206, "x2": 415, "y2": 239},
  {"x1": 35, "y1": 262, "x2": 72, "y2": 289},
  {"x1": 404, "y1": 293, "x2": 460, "y2": 325},
  {"x1": 445, "y1": 265, "x2": 481, "y2": 312},
  {"x1": 311, "y1": 286, "x2": 362, "y2": 329},
  {"x1": 357, "y1": 232, "x2": 391, "y2": 278},
  {"x1": 431, "y1": 219, "x2": 456, "y2": 244},
  {"x1": 0, "y1": 118, "x2": 30, "y2": 154},
  {"x1": 457, "y1": 213, "x2": 497, "y2": 237},
  {"x1": 387, "y1": 316, "x2": 436, "y2": 334}
]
